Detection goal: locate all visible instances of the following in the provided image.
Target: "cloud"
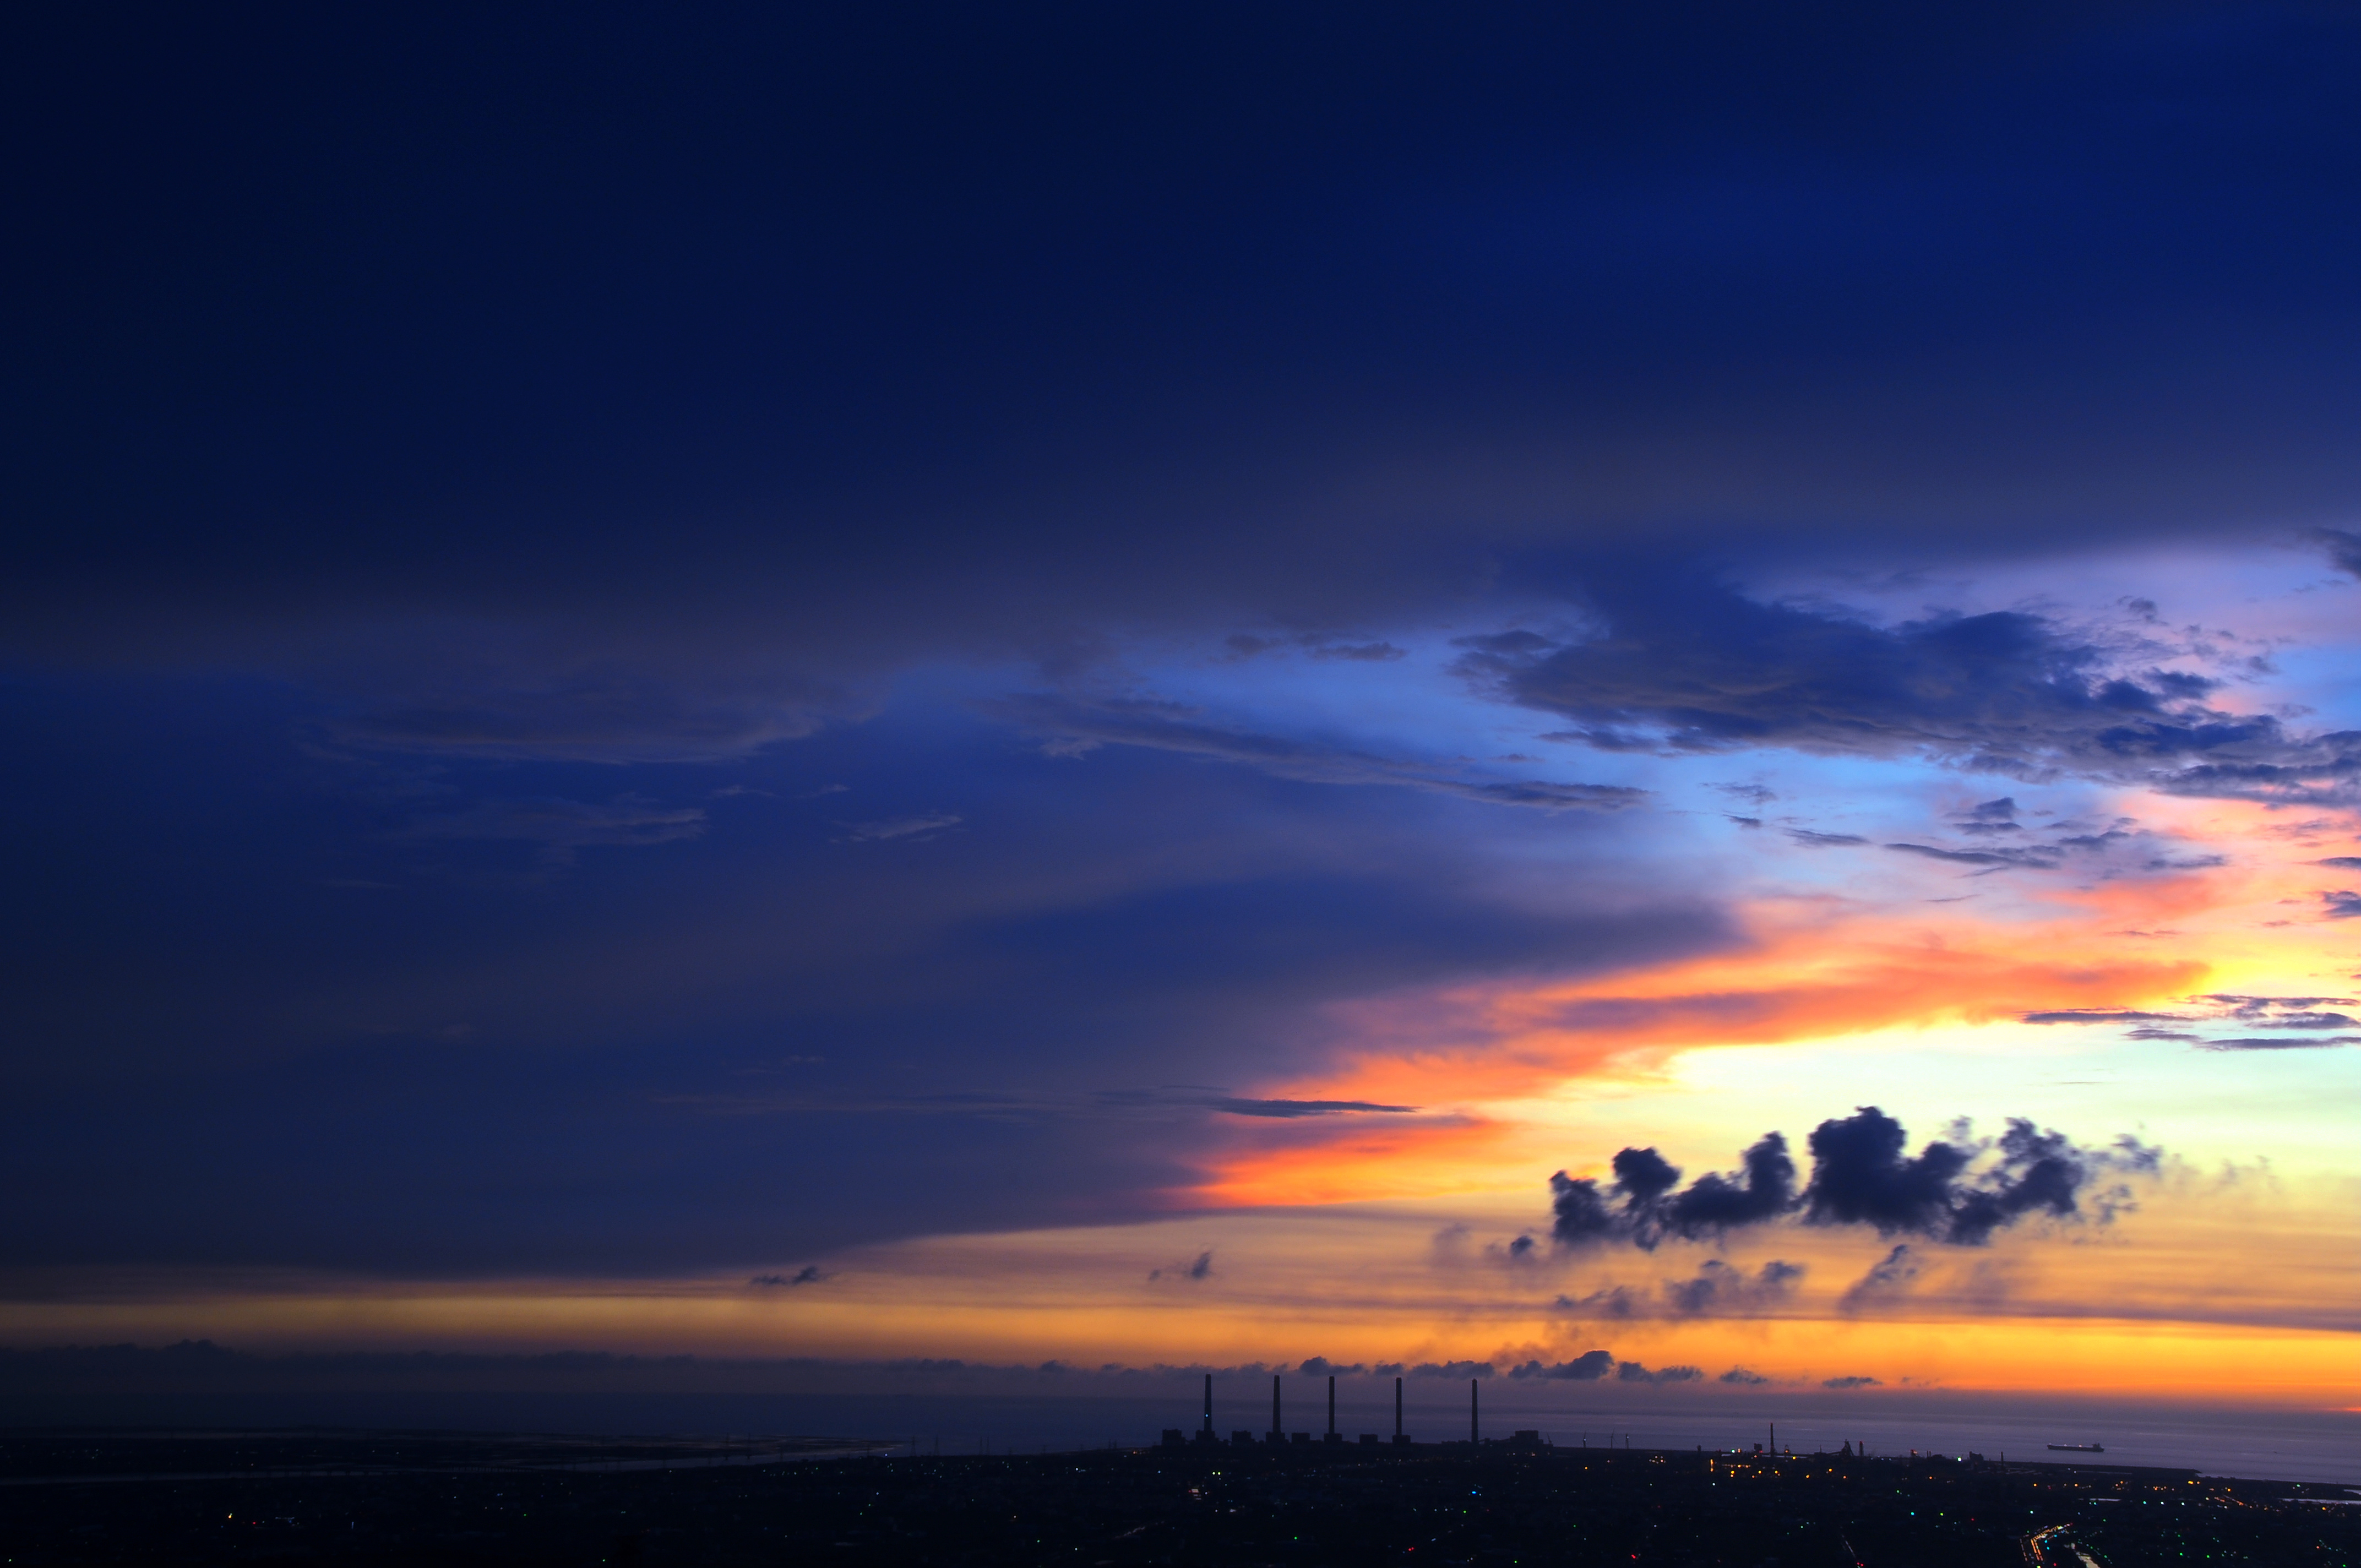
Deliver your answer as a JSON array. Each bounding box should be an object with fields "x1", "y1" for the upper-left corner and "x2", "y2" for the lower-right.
[
  {"x1": 1884, "y1": 841, "x2": 2063, "y2": 870},
  {"x1": 835, "y1": 813, "x2": 962, "y2": 842},
  {"x1": 1661, "y1": 1135, "x2": 1798, "y2": 1239},
  {"x1": 980, "y1": 693, "x2": 1644, "y2": 813},
  {"x1": 1454, "y1": 580, "x2": 2361, "y2": 805},
  {"x1": 1617, "y1": 1360, "x2": 1701, "y2": 1383},
  {"x1": 1148, "y1": 1250, "x2": 1215, "y2": 1283},
  {"x1": 2197, "y1": 1036, "x2": 2360, "y2": 1051},
  {"x1": 2021, "y1": 1010, "x2": 2188, "y2": 1025},
  {"x1": 1787, "y1": 829, "x2": 1868, "y2": 847},
  {"x1": 402, "y1": 796, "x2": 707, "y2": 866},
  {"x1": 1410, "y1": 1361, "x2": 1495, "y2": 1378},
  {"x1": 1806, "y1": 1108, "x2": 2114, "y2": 1245},
  {"x1": 750, "y1": 1265, "x2": 828, "y2": 1288},
  {"x1": 1661, "y1": 1259, "x2": 1805, "y2": 1317},
  {"x1": 1838, "y1": 1245, "x2": 1922, "y2": 1314},
  {"x1": 1224, "y1": 634, "x2": 1407, "y2": 663},
  {"x1": 1509, "y1": 1351, "x2": 1616, "y2": 1381},
  {"x1": 2315, "y1": 529, "x2": 2361, "y2": 580},
  {"x1": 1210, "y1": 1098, "x2": 1417, "y2": 1118},
  {"x1": 1718, "y1": 1367, "x2": 1771, "y2": 1385},
  {"x1": 1552, "y1": 1286, "x2": 1640, "y2": 1319},
  {"x1": 322, "y1": 663, "x2": 858, "y2": 765},
  {"x1": 1956, "y1": 797, "x2": 2020, "y2": 832},
  {"x1": 1297, "y1": 1356, "x2": 1366, "y2": 1375},
  {"x1": 2315, "y1": 857, "x2": 2361, "y2": 869},
  {"x1": 2324, "y1": 891, "x2": 2361, "y2": 918},
  {"x1": 1548, "y1": 1109, "x2": 2153, "y2": 1251},
  {"x1": 1822, "y1": 1375, "x2": 1882, "y2": 1389},
  {"x1": 2027, "y1": 994, "x2": 2360, "y2": 1050}
]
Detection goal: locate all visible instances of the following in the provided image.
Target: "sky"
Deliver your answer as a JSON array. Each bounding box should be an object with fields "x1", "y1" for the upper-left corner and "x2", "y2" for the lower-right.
[{"x1": 3, "y1": 3, "x2": 2357, "y2": 1419}]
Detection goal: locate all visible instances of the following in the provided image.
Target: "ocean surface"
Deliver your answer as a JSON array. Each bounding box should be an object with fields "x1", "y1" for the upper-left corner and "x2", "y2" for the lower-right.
[{"x1": 4, "y1": 1387, "x2": 2354, "y2": 1487}]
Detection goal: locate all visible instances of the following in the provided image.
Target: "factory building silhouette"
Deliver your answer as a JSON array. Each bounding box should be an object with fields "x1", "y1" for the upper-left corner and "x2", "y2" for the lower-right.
[{"x1": 1165, "y1": 1373, "x2": 1523, "y2": 1450}]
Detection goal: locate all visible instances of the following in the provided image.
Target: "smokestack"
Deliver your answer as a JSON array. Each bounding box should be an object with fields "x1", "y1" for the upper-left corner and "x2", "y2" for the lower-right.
[
  {"x1": 1271, "y1": 1373, "x2": 1281, "y2": 1442},
  {"x1": 1203, "y1": 1373, "x2": 1212, "y2": 1435},
  {"x1": 1327, "y1": 1375, "x2": 1336, "y2": 1436},
  {"x1": 1470, "y1": 1379, "x2": 1478, "y2": 1445},
  {"x1": 1395, "y1": 1376, "x2": 1403, "y2": 1438}
]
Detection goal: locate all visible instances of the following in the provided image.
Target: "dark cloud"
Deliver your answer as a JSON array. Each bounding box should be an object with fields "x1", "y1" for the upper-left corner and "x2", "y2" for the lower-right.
[
  {"x1": 2316, "y1": 530, "x2": 2361, "y2": 580},
  {"x1": 1617, "y1": 1361, "x2": 1702, "y2": 1384},
  {"x1": 1148, "y1": 1251, "x2": 1215, "y2": 1283},
  {"x1": 1552, "y1": 1286, "x2": 1640, "y2": 1319},
  {"x1": 1718, "y1": 1368, "x2": 1771, "y2": 1385},
  {"x1": 1822, "y1": 1375, "x2": 1882, "y2": 1389},
  {"x1": 1548, "y1": 1109, "x2": 2153, "y2": 1252},
  {"x1": 1611, "y1": 1147, "x2": 1684, "y2": 1209},
  {"x1": 1805, "y1": 1108, "x2": 2124, "y2": 1245},
  {"x1": 1548, "y1": 1173, "x2": 1619, "y2": 1248},
  {"x1": 1787, "y1": 829, "x2": 1868, "y2": 847},
  {"x1": 1661, "y1": 1136, "x2": 1798, "y2": 1239},
  {"x1": 2324, "y1": 891, "x2": 2361, "y2": 918},
  {"x1": 2315, "y1": 856, "x2": 2361, "y2": 869},
  {"x1": 1410, "y1": 1362, "x2": 1495, "y2": 1379},
  {"x1": 1296, "y1": 1357, "x2": 1364, "y2": 1375},
  {"x1": 749, "y1": 1266, "x2": 826, "y2": 1288},
  {"x1": 1661, "y1": 1259, "x2": 1805, "y2": 1318},
  {"x1": 1509, "y1": 1351, "x2": 1617, "y2": 1381},
  {"x1": 1457, "y1": 584, "x2": 2361, "y2": 804}
]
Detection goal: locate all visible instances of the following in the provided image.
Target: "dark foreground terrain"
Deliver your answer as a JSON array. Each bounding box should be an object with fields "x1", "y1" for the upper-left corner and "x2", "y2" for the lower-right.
[{"x1": 3, "y1": 1430, "x2": 2355, "y2": 1566}]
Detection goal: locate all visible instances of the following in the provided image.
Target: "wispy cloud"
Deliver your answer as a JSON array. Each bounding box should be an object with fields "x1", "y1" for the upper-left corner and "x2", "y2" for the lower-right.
[{"x1": 979, "y1": 693, "x2": 1643, "y2": 812}]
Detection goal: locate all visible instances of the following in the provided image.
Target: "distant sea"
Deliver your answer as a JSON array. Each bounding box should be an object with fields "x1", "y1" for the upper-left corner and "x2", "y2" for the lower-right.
[{"x1": 4, "y1": 1389, "x2": 2353, "y2": 1487}]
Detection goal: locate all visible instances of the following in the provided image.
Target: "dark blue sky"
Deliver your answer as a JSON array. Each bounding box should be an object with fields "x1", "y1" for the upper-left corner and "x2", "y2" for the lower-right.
[{"x1": 5, "y1": 3, "x2": 2360, "y2": 1287}]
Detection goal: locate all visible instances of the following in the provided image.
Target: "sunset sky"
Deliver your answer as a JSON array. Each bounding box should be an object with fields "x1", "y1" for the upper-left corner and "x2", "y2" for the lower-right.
[{"x1": 4, "y1": 4, "x2": 2357, "y2": 1417}]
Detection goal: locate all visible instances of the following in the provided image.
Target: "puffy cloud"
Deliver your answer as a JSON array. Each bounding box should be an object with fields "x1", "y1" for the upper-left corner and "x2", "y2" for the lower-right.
[
  {"x1": 1547, "y1": 1109, "x2": 2154, "y2": 1251},
  {"x1": 1509, "y1": 1351, "x2": 1617, "y2": 1381}
]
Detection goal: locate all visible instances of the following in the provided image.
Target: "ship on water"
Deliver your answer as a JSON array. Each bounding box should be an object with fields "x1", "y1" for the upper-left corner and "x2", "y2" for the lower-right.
[{"x1": 2047, "y1": 1443, "x2": 2106, "y2": 1452}]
